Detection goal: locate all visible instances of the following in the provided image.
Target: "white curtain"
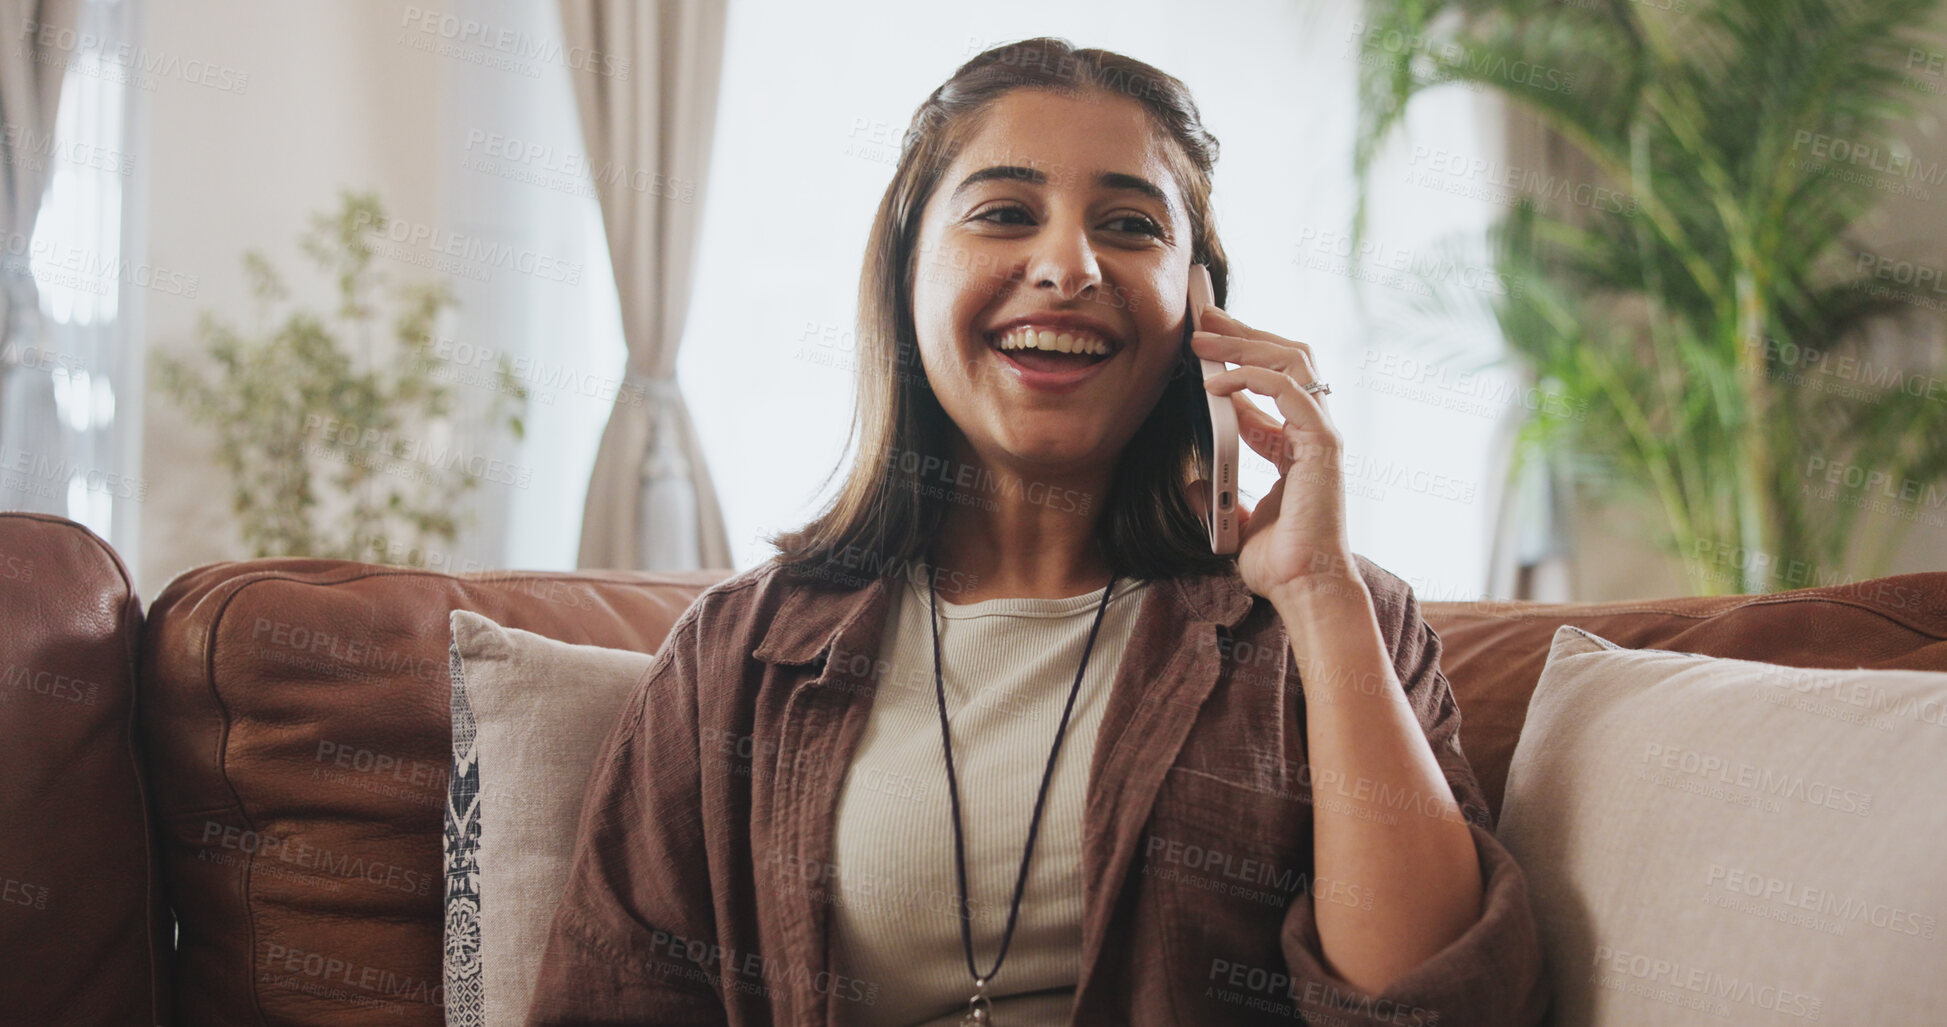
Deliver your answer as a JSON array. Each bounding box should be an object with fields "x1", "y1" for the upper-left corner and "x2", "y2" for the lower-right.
[
  {"x1": 559, "y1": 0, "x2": 733, "y2": 571},
  {"x1": 0, "y1": 0, "x2": 79, "y2": 516}
]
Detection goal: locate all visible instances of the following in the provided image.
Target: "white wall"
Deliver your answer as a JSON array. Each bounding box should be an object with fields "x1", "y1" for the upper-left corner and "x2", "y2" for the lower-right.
[
  {"x1": 135, "y1": 0, "x2": 625, "y2": 602},
  {"x1": 138, "y1": 2, "x2": 446, "y2": 599}
]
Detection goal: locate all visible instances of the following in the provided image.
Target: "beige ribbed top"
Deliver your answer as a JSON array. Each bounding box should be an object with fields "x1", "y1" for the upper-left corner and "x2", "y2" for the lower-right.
[{"x1": 828, "y1": 565, "x2": 1149, "y2": 1026}]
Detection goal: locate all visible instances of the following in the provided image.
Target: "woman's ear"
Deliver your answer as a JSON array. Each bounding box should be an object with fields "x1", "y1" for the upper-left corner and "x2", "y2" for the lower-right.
[{"x1": 1185, "y1": 477, "x2": 1209, "y2": 521}]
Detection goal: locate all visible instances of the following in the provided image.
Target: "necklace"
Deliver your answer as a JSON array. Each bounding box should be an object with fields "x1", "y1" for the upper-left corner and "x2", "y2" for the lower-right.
[{"x1": 926, "y1": 558, "x2": 1120, "y2": 1027}]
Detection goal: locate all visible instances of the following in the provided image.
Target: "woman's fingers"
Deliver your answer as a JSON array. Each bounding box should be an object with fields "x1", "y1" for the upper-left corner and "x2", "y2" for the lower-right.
[
  {"x1": 1191, "y1": 304, "x2": 1337, "y2": 474},
  {"x1": 1191, "y1": 329, "x2": 1318, "y2": 383},
  {"x1": 1200, "y1": 305, "x2": 1308, "y2": 353},
  {"x1": 1228, "y1": 390, "x2": 1290, "y2": 475},
  {"x1": 1204, "y1": 364, "x2": 1338, "y2": 440}
]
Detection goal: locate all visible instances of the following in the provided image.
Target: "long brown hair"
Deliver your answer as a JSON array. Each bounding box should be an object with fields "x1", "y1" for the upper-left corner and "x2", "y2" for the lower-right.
[{"x1": 765, "y1": 37, "x2": 1234, "y2": 590}]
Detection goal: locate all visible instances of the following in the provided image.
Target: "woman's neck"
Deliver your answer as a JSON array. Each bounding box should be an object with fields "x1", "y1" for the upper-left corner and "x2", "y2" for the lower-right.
[{"x1": 928, "y1": 500, "x2": 1115, "y2": 604}]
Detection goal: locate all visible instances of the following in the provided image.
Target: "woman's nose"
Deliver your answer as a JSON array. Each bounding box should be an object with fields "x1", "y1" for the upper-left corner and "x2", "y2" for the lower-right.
[{"x1": 1025, "y1": 223, "x2": 1103, "y2": 300}]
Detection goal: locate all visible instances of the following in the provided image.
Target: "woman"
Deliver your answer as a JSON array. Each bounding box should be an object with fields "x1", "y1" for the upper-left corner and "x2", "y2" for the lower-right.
[{"x1": 527, "y1": 37, "x2": 1546, "y2": 1027}]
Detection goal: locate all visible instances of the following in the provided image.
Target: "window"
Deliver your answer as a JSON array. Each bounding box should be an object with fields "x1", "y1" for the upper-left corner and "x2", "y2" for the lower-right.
[{"x1": 1, "y1": 0, "x2": 144, "y2": 561}]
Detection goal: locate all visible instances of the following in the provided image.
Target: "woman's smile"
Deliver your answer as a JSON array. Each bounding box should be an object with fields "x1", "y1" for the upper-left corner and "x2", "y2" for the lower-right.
[{"x1": 982, "y1": 312, "x2": 1125, "y2": 392}]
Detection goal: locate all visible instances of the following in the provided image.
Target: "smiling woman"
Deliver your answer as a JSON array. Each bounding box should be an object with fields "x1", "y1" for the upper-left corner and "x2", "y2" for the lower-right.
[
  {"x1": 765, "y1": 44, "x2": 1236, "y2": 596},
  {"x1": 525, "y1": 36, "x2": 1548, "y2": 1027}
]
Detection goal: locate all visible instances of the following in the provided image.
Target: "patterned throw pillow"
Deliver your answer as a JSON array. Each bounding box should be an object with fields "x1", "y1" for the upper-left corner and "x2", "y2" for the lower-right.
[
  {"x1": 444, "y1": 639, "x2": 485, "y2": 1026},
  {"x1": 441, "y1": 611, "x2": 656, "y2": 1027}
]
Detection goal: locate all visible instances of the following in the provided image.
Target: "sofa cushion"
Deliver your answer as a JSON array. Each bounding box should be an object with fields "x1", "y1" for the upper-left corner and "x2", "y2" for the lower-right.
[
  {"x1": 1499, "y1": 625, "x2": 1947, "y2": 1026},
  {"x1": 0, "y1": 512, "x2": 169, "y2": 1025},
  {"x1": 1422, "y1": 573, "x2": 1947, "y2": 821},
  {"x1": 140, "y1": 559, "x2": 729, "y2": 1027},
  {"x1": 443, "y1": 611, "x2": 656, "y2": 1027}
]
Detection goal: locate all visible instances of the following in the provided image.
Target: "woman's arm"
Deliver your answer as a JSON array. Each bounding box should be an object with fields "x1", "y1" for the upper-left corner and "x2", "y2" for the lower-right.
[
  {"x1": 524, "y1": 603, "x2": 730, "y2": 1026},
  {"x1": 1194, "y1": 306, "x2": 1545, "y2": 1023},
  {"x1": 1273, "y1": 569, "x2": 1481, "y2": 995}
]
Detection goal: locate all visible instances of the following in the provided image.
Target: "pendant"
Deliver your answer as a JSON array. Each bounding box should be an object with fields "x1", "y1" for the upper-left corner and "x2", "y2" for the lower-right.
[{"x1": 962, "y1": 976, "x2": 993, "y2": 1025}]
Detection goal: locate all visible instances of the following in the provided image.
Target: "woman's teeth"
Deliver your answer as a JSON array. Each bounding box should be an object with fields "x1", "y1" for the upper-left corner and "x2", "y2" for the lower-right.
[{"x1": 992, "y1": 326, "x2": 1114, "y2": 356}]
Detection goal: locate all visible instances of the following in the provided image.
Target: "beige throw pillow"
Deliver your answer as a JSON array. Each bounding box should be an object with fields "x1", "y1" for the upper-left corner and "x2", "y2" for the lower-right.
[
  {"x1": 1498, "y1": 625, "x2": 1947, "y2": 1027},
  {"x1": 443, "y1": 610, "x2": 656, "y2": 1027}
]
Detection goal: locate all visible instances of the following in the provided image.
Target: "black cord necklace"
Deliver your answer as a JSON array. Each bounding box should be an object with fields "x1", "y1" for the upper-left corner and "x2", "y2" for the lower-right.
[{"x1": 926, "y1": 558, "x2": 1120, "y2": 1027}]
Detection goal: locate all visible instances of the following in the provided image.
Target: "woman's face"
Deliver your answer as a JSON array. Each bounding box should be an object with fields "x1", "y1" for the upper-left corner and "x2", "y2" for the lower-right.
[{"x1": 910, "y1": 87, "x2": 1194, "y2": 481}]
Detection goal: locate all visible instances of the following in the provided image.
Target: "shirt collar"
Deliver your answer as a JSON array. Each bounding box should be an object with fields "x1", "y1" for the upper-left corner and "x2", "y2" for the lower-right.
[{"x1": 751, "y1": 556, "x2": 1261, "y2": 665}]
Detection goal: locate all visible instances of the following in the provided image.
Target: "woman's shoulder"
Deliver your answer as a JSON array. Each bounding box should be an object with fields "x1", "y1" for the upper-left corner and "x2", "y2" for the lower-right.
[
  {"x1": 672, "y1": 556, "x2": 801, "y2": 635},
  {"x1": 666, "y1": 554, "x2": 879, "y2": 659}
]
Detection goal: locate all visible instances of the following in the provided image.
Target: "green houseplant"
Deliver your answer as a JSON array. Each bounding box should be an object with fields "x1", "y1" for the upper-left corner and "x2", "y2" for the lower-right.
[
  {"x1": 1352, "y1": 0, "x2": 1947, "y2": 593},
  {"x1": 154, "y1": 189, "x2": 527, "y2": 564}
]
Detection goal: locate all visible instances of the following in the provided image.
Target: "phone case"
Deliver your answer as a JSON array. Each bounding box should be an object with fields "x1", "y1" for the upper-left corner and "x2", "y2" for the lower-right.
[{"x1": 1189, "y1": 265, "x2": 1240, "y2": 555}]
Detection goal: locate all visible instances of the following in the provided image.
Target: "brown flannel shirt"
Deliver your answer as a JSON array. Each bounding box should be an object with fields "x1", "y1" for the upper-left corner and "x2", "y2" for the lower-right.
[{"x1": 525, "y1": 554, "x2": 1548, "y2": 1026}]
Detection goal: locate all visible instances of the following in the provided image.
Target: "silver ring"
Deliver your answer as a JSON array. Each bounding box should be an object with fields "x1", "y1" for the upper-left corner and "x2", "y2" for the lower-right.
[{"x1": 1303, "y1": 380, "x2": 1332, "y2": 396}]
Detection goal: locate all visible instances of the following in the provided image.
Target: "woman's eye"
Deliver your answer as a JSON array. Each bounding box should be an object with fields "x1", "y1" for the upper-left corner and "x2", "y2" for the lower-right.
[
  {"x1": 969, "y1": 206, "x2": 1163, "y2": 238},
  {"x1": 1108, "y1": 215, "x2": 1165, "y2": 238},
  {"x1": 972, "y1": 205, "x2": 1033, "y2": 226}
]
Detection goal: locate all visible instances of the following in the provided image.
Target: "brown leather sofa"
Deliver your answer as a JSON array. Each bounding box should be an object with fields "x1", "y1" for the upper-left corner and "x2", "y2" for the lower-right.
[{"x1": 3, "y1": 511, "x2": 1943, "y2": 1024}]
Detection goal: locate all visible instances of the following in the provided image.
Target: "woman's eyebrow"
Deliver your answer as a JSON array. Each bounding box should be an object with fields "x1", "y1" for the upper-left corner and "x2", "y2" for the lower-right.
[{"x1": 949, "y1": 165, "x2": 1168, "y2": 204}]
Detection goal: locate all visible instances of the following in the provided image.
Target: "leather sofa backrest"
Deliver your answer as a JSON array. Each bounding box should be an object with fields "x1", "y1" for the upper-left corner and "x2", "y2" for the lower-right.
[
  {"x1": 140, "y1": 559, "x2": 731, "y2": 1027},
  {"x1": 127, "y1": 552, "x2": 1947, "y2": 1023},
  {"x1": 0, "y1": 512, "x2": 168, "y2": 1025},
  {"x1": 1424, "y1": 573, "x2": 1947, "y2": 821}
]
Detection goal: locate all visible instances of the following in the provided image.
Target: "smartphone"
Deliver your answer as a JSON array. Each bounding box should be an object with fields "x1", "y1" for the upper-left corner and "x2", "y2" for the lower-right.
[{"x1": 1186, "y1": 264, "x2": 1239, "y2": 555}]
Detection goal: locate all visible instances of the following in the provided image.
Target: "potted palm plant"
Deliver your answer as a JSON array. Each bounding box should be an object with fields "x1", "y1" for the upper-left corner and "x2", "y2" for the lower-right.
[{"x1": 1352, "y1": 0, "x2": 1947, "y2": 593}]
